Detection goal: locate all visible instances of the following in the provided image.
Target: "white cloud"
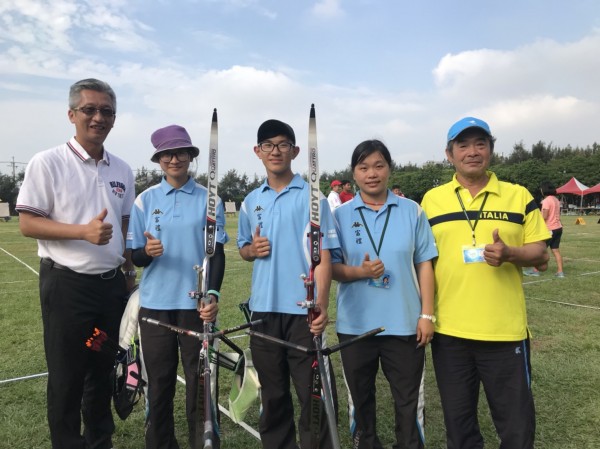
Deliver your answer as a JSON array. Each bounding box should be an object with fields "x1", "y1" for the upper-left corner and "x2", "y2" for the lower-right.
[
  {"x1": 311, "y1": 0, "x2": 344, "y2": 19},
  {"x1": 1, "y1": 2, "x2": 600, "y2": 178},
  {"x1": 429, "y1": 31, "x2": 600, "y2": 154},
  {"x1": 201, "y1": 0, "x2": 277, "y2": 19},
  {"x1": 190, "y1": 30, "x2": 238, "y2": 50},
  {"x1": 467, "y1": 95, "x2": 600, "y2": 154},
  {"x1": 433, "y1": 31, "x2": 600, "y2": 102},
  {"x1": 0, "y1": 0, "x2": 153, "y2": 59}
]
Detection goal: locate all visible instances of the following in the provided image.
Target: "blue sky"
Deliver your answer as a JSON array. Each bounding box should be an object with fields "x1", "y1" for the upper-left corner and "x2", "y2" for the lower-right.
[{"x1": 1, "y1": 0, "x2": 600, "y2": 179}]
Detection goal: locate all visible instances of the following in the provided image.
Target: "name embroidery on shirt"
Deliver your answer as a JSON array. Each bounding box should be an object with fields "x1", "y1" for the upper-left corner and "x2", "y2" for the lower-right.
[
  {"x1": 253, "y1": 205, "x2": 264, "y2": 229},
  {"x1": 152, "y1": 208, "x2": 163, "y2": 233},
  {"x1": 351, "y1": 221, "x2": 363, "y2": 244}
]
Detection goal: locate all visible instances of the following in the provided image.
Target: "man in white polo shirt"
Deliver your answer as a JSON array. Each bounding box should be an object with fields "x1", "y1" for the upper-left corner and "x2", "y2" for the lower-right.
[{"x1": 16, "y1": 78, "x2": 135, "y2": 449}]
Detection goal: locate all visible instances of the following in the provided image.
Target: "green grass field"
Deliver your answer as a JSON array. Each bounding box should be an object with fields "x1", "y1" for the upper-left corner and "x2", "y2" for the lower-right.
[{"x1": 1, "y1": 215, "x2": 599, "y2": 449}]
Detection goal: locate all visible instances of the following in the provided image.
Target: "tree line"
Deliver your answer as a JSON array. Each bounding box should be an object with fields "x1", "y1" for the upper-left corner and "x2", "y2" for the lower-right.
[
  {"x1": 2, "y1": 141, "x2": 599, "y2": 216},
  {"x1": 322, "y1": 141, "x2": 600, "y2": 204}
]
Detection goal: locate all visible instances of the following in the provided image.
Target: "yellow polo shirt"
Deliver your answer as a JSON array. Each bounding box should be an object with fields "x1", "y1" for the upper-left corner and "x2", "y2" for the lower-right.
[{"x1": 421, "y1": 172, "x2": 551, "y2": 341}]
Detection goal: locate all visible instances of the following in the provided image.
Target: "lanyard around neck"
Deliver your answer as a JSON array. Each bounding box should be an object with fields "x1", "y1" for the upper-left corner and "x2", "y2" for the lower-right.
[
  {"x1": 455, "y1": 189, "x2": 489, "y2": 246},
  {"x1": 358, "y1": 207, "x2": 391, "y2": 257}
]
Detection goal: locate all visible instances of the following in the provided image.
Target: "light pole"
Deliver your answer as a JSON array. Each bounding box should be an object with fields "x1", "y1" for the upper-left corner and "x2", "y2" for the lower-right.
[{"x1": 0, "y1": 157, "x2": 27, "y2": 182}]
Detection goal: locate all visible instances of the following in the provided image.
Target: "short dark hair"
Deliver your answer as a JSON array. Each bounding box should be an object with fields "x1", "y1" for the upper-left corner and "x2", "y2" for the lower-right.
[
  {"x1": 257, "y1": 119, "x2": 296, "y2": 144},
  {"x1": 341, "y1": 179, "x2": 351, "y2": 186},
  {"x1": 351, "y1": 139, "x2": 392, "y2": 171},
  {"x1": 540, "y1": 181, "x2": 557, "y2": 196},
  {"x1": 69, "y1": 78, "x2": 117, "y2": 111}
]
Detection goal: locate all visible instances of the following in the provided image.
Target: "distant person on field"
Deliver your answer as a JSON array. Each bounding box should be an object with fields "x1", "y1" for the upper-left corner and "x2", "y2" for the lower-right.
[
  {"x1": 328, "y1": 179, "x2": 343, "y2": 210},
  {"x1": 392, "y1": 185, "x2": 405, "y2": 197},
  {"x1": 339, "y1": 179, "x2": 354, "y2": 203},
  {"x1": 16, "y1": 78, "x2": 135, "y2": 449},
  {"x1": 421, "y1": 117, "x2": 550, "y2": 449},
  {"x1": 524, "y1": 181, "x2": 565, "y2": 278},
  {"x1": 540, "y1": 181, "x2": 565, "y2": 277}
]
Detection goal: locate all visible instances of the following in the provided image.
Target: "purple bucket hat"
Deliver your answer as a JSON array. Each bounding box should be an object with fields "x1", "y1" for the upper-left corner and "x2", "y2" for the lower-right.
[{"x1": 150, "y1": 125, "x2": 200, "y2": 162}]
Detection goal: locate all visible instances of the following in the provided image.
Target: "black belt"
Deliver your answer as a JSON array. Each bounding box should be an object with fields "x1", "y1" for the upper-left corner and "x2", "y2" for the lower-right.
[{"x1": 41, "y1": 257, "x2": 119, "y2": 280}]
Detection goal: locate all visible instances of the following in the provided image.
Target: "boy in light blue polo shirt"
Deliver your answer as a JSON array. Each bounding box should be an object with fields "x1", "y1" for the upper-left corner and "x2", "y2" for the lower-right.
[{"x1": 237, "y1": 119, "x2": 339, "y2": 449}]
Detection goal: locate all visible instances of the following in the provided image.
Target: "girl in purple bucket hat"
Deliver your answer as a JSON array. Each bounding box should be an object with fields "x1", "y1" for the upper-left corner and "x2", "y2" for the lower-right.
[{"x1": 127, "y1": 124, "x2": 229, "y2": 449}]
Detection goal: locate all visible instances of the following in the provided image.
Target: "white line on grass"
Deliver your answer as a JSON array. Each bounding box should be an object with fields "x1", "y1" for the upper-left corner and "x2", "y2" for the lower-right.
[
  {"x1": 0, "y1": 372, "x2": 48, "y2": 385},
  {"x1": 2, "y1": 279, "x2": 37, "y2": 284},
  {"x1": 563, "y1": 257, "x2": 600, "y2": 263},
  {"x1": 0, "y1": 245, "x2": 261, "y2": 441},
  {"x1": 523, "y1": 269, "x2": 600, "y2": 286},
  {"x1": 0, "y1": 246, "x2": 39, "y2": 275},
  {"x1": 528, "y1": 296, "x2": 600, "y2": 310},
  {"x1": 523, "y1": 270, "x2": 600, "y2": 309}
]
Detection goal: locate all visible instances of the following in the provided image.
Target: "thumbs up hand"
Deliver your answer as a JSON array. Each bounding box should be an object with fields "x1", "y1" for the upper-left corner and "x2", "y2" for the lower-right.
[
  {"x1": 361, "y1": 252, "x2": 385, "y2": 279},
  {"x1": 250, "y1": 225, "x2": 270, "y2": 259},
  {"x1": 144, "y1": 231, "x2": 164, "y2": 258},
  {"x1": 484, "y1": 228, "x2": 509, "y2": 267},
  {"x1": 84, "y1": 208, "x2": 113, "y2": 245}
]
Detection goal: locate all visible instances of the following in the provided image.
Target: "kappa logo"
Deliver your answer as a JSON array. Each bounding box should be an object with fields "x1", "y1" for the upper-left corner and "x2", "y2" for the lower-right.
[
  {"x1": 515, "y1": 347, "x2": 522, "y2": 355},
  {"x1": 152, "y1": 208, "x2": 163, "y2": 215},
  {"x1": 254, "y1": 205, "x2": 264, "y2": 213},
  {"x1": 351, "y1": 221, "x2": 363, "y2": 228},
  {"x1": 109, "y1": 181, "x2": 126, "y2": 199}
]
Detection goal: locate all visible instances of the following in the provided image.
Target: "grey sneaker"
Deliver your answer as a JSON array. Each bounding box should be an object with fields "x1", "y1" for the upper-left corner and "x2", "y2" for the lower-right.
[
  {"x1": 555, "y1": 272, "x2": 565, "y2": 278},
  {"x1": 523, "y1": 269, "x2": 540, "y2": 277}
]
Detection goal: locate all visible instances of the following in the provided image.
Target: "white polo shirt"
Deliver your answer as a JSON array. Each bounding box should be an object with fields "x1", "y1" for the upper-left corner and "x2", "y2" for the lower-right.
[{"x1": 16, "y1": 137, "x2": 135, "y2": 274}]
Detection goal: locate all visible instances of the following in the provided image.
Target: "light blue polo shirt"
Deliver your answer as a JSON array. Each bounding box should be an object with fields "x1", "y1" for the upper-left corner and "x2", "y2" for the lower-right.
[
  {"x1": 127, "y1": 176, "x2": 229, "y2": 310},
  {"x1": 331, "y1": 192, "x2": 437, "y2": 336},
  {"x1": 237, "y1": 173, "x2": 340, "y2": 314}
]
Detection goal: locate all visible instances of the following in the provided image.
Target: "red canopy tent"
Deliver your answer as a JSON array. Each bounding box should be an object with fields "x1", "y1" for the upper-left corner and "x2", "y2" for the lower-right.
[
  {"x1": 583, "y1": 183, "x2": 600, "y2": 195},
  {"x1": 556, "y1": 177, "x2": 589, "y2": 209}
]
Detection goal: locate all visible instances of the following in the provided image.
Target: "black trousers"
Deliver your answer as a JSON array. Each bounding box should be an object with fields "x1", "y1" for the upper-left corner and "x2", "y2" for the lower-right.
[
  {"x1": 431, "y1": 334, "x2": 536, "y2": 449},
  {"x1": 339, "y1": 334, "x2": 425, "y2": 449},
  {"x1": 139, "y1": 307, "x2": 220, "y2": 449},
  {"x1": 250, "y1": 312, "x2": 338, "y2": 449},
  {"x1": 39, "y1": 262, "x2": 126, "y2": 449}
]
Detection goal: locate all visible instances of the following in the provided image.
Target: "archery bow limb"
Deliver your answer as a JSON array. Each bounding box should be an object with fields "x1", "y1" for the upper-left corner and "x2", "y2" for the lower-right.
[
  {"x1": 303, "y1": 104, "x2": 341, "y2": 449},
  {"x1": 201, "y1": 107, "x2": 219, "y2": 449},
  {"x1": 189, "y1": 108, "x2": 219, "y2": 449}
]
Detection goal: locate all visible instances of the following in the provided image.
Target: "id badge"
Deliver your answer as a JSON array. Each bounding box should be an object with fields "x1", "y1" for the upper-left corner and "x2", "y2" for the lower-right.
[
  {"x1": 367, "y1": 272, "x2": 391, "y2": 289},
  {"x1": 462, "y1": 245, "x2": 485, "y2": 264}
]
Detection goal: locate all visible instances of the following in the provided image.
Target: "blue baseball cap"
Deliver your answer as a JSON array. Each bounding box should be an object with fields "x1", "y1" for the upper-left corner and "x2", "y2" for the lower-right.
[{"x1": 447, "y1": 117, "x2": 492, "y2": 143}]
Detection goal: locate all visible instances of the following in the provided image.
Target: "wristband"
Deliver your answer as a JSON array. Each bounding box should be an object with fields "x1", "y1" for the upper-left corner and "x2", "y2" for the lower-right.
[
  {"x1": 207, "y1": 289, "x2": 220, "y2": 300},
  {"x1": 123, "y1": 270, "x2": 137, "y2": 278}
]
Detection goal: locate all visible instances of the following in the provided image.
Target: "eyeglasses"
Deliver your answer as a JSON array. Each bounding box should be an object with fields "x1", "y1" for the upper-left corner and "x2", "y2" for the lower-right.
[
  {"x1": 258, "y1": 141, "x2": 294, "y2": 153},
  {"x1": 159, "y1": 151, "x2": 191, "y2": 163},
  {"x1": 72, "y1": 106, "x2": 116, "y2": 117}
]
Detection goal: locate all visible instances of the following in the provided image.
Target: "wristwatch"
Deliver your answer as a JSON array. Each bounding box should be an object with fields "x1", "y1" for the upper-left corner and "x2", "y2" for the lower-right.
[
  {"x1": 123, "y1": 270, "x2": 137, "y2": 278},
  {"x1": 419, "y1": 313, "x2": 436, "y2": 323}
]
